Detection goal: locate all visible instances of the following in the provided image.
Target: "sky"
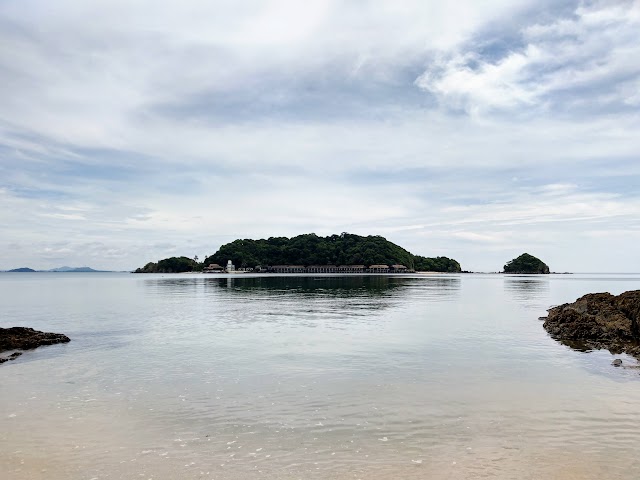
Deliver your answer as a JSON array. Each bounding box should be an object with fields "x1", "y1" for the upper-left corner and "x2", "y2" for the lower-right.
[{"x1": 1, "y1": 0, "x2": 639, "y2": 272}]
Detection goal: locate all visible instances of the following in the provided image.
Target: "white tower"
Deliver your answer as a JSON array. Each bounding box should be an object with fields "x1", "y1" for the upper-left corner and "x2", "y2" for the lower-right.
[{"x1": 226, "y1": 260, "x2": 235, "y2": 272}]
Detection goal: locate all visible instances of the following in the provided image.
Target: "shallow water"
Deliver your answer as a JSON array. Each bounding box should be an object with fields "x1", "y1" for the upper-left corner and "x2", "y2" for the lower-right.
[{"x1": 1, "y1": 272, "x2": 640, "y2": 479}]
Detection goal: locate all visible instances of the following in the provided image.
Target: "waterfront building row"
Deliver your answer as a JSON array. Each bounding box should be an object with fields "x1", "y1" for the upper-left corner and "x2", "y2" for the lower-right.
[
  {"x1": 204, "y1": 263, "x2": 412, "y2": 273},
  {"x1": 264, "y1": 264, "x2": 411, "y2": 273}
]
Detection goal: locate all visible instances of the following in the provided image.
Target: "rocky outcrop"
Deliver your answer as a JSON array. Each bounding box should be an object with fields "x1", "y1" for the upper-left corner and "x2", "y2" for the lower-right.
[
  {"x1": 541, "y1": 290, "x2": 640, "y2": 357},
  {"x1": 0, "y1": 327, "x2": 70, "y2": 363}
]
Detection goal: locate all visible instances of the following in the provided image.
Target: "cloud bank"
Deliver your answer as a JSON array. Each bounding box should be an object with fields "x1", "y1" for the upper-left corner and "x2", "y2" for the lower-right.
[{"x1": 1, "y1": 0, "x2": 639, "y2": 272}]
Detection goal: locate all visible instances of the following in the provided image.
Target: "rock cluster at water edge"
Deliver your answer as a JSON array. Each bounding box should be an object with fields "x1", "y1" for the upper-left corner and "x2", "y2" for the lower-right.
[{"x1": 541, "y1": 290, "x2": 640, "y2": 358}]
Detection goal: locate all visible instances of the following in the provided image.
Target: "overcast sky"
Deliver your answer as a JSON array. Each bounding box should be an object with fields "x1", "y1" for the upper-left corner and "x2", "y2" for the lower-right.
[{"x1": 1, "y1": 0, "x2": 639, "y2": 272}]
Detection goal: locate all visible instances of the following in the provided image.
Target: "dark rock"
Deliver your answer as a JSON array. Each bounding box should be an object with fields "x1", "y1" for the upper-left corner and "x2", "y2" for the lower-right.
[
  {"x1": 612, "y1": 359, "x2": 623, "y2": 367},
  {"x1": 0, "y1": 327, "x2": 70, "y2": 355},
  {"x1": 0, "y1": 352, "x2": 23, "y2": 364},
  {"x1": 541, "y1": 290, "x2": 640, "y2": 358}
]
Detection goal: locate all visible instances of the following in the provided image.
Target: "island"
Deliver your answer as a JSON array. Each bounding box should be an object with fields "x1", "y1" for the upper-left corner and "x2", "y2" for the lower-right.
[
  {"x1": 0, "y1": 327, "x2": 70, "y2": 364},
  {"x1": 541, "y1": 290, "x2": 640, "y2": 360},
  {"x1": 134, "y1": 233, "x2": 462, "y2": 274},
  {"x1": 5, "y1": 266, "x2": 108, "y2": 273},
  {"x1": 503, "y1": 253, "x2": 550, "y2": 274}
]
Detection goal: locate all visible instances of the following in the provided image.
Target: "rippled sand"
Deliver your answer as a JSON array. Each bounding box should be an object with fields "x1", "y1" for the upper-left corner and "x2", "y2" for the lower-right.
[{"x1": 1, "y1": 448, "x2": 633, "y2": 480}]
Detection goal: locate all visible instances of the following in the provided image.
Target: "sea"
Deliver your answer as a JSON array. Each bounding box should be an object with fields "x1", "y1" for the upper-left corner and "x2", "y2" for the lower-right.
[{"x1": 1, "y1": 272, "x2": 639, "y2": 480}]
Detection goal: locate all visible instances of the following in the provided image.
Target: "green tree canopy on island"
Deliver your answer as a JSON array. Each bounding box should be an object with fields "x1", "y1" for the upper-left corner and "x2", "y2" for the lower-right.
[
  {"x1": 503, "y1": 253, "x2": 550, "y2": 274},
  {"x1": 413, "y1": 255, "x2": 461, "y2": 273},
  {"x1": 134, "y1": 256, "x2": 202, "y2": 273},
  {"x1": 134, "y1": 233, "x2": 462, "y2": 273},
  {"x1": 201, "y1": 233, "x2": 461, "y2": 273}
]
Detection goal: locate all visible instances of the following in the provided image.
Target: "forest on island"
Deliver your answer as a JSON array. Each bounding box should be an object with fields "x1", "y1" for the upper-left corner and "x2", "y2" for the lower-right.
[
  {"x1": 503, "y1": 253, "x2": 550, "y2": 274},
  {"x1": 135, "y1": 233, "x2": 461, "y2": 273}
]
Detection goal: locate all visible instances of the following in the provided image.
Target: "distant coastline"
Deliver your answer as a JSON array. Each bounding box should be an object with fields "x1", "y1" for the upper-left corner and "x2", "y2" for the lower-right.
[{"x1": 3, "y1": 266, "x2": 110, "y2": 273}]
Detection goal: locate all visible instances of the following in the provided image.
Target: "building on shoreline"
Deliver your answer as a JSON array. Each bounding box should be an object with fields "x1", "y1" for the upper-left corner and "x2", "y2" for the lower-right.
[
  {"x1": 203, "y1": 263, "x2": 412, "y2": 274},
  {"x1": 263, "y1": 264, "x2": 411, "y2": 274},
  {"x1": 268, "y1": 265, "x2": 306, "y2": 273},
  {"x1": 368, "y1": 264, "x2": 390, "y2": 273},
  {"x1": 391, "y1": 264, "x2": 408, "y2": 273},
  {"x1": 338, "y1": 265, "x2": 365, "y2": 273},
  {"x1": 203, "y1": 263, "x2": 225, "y2": 273}
]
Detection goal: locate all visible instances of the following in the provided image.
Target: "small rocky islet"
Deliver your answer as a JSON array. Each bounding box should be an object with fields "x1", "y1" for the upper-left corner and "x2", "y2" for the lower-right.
[
  {"x1": 503, "y1": 253, "x2": 550, "y2": 274},
  {"x1": 541, "y1": 290, "x2": 640, "y2": 364},
  {"x1": 0, "y1": 327, "x2": 70, "y2": 364}
]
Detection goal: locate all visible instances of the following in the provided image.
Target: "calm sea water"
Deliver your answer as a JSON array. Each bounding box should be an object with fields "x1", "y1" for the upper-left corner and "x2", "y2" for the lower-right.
[{"x1": 1, "y1": 272, "x2": 640, "y2": 480}]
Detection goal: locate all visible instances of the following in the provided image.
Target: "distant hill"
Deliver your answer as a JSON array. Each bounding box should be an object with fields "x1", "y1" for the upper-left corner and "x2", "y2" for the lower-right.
[
  {"x1": 135, "y1": 233, "x2": 462, "y2": 273},
  {"x1": 4, "y1": 266, "x2": 109, "y2": 273},
  {"x1": 47, "y1": 267, "x2": 107, "y2": 272}
]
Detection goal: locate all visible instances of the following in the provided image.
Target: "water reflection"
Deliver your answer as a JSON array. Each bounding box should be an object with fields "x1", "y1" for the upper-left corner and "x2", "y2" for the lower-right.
[
  {"x1": 142, "y1": 275, "x2": 461, "y2": 297},
  {"x1": 403, "y1": 275, "x2": 461, "y2": 302},
  {"x1": 504, "y1": 275, "x2": 550, "y2": 306},
  {"x1": 203, "y1": 275, "x2": 462, "y2": 307},
  {"x1": 141, "y1": 276, "x2": 202, "y2": 296},
  {"x1": 140, "y1": 275, "x2": 461, "y2": 324},
  {"x1": 208, "y1": 275, "x2": 405, "y2": 295},
  {"x1": 204, "y1": 276, "x2": 420, "y2": 320}
]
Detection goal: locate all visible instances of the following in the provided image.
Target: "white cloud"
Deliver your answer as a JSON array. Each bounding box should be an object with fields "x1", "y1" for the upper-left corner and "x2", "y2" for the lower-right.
[
  {"x1": 0, "y1": 1, "x2": 639, "y2": 272},
  {"x1": 39, "y1": 213, "x2": 86, "y2": 221},
  {"x1": 451, "y1": 232, "x2": 505, "y2": 243},
  {"x1": 416, "y1": 0, "x2": 640, "y2": 115}
]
